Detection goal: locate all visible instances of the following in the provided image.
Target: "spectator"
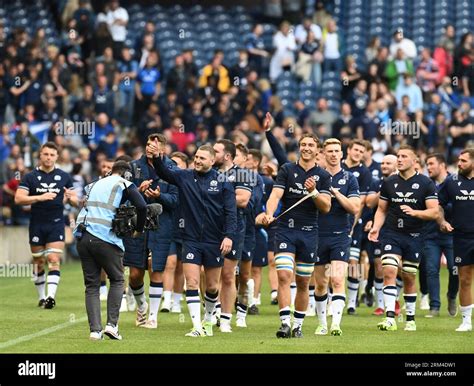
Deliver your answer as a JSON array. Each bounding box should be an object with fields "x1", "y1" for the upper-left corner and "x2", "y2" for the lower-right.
[
  {"x1": 365, "y1": 36, "x2": 381, "y2": 64},
  {"x1": 453, "y1": 32, "x2": 473, "y2": 80},
  {"x1": 92, "y1": 22, "x2": 114, "y2": 58},
  {"x1": 395, "y1": 74, "x2": 423, "y2": 113},
  {"x1": 341, "y1": 55, "x2": 362, "y2": 102},
  {"x1": 57, "y1": 148, "x2": 74, "y2": 173},
  {"x1": 135, "y1": 51, "x2": 161, "y2": 120},
  {"x1": 166, "y1": 54, "x2": 187, "y2": 93},
  {"x1": 269, "y1": 21, "x2": 297, "y2": 81},
  {"x1": 116, "y1": 46, "x2": 138, "y2": 127},
  {"x1": 356, "y1": 101, "x2": 380, "y2": 141},
  {"x1": 182, "y1": 49, "x2": 199, "y2": 79},
  {"x1": 349, "y1": 79, "x2": 369, "y2": 118},
  {"x1": 389, "y1": 28, "x2": 417, "y2": 60},
  {"x1": 437, "y1": 25, "x2": 456, "y2": 57},
  {"x1": 385, "y1": 48, "x2": 415, "y2": 91},
  {"x1": 321, "y1": 19, "x2": 342, "y2": 73},
  {"x1": 99, "y1": 0, "x2": 129, "y2": 59},
  {"x1": 230, "y1": 50, "x2": 252, "y2": 88},
  {"x1": 137, "y1": 33, "x2": 157, "y2": 69},
  {"x1": 246, "y1": 24, "x2": 270, "y2": 76},
  {"x1": 370, "y1": 46, "x2": 389, "y2": 81},
  {"x1": 198, "y1": 50, "x2": 230, "y2": 93},
  {"x1": 308, "y1": 97, "x2": 337, "y2": 134},
  {"x1": 416, "y1": 48, "x2": 440, "y2": 96},
  {"x1": 294, "y1": 30, "x2": 323, "y2": 85},
  {"x1": 138, "y1": 103, "x2": 162, "y2": 146},
  {"x1": 294, "y1": 16, "x2": 322, "y2": 46},
  {"x1": 94, "y1": 75, "x2": 115, "y2": 118},
  {"x1": 332, "y1": 103, "x2": 355, "y2": 138},
  {"x1": 14, "y1": 120, "x2": 40, "y2": 168}
]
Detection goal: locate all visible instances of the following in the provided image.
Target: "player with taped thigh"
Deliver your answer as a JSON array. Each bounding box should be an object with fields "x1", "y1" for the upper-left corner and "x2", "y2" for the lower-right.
[
  {"x1": 263, "y1": 133, "x2": 331, "y2": 338},
  {"x1": 315, "y1": 139, "x2": 360, "y2": 336},
  {"x1": 15, "y1": 142, "x2": 78, "y2": 309},
  {"x1": 369, "y1": 145, "x2": 439, "y2": 332},
  {"x1": 365, "y1": 154, "x2": 398, "y2": 316}
]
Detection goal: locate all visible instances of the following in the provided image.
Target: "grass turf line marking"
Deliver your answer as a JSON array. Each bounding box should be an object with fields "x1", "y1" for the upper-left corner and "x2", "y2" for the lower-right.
[{"x1": 0, "y1": 315, "x2": 88, "y2": 350}]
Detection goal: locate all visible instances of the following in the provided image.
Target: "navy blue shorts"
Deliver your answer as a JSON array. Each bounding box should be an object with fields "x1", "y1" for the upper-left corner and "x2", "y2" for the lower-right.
[
  {"x1": 123, "y1": 233, "x2": 170, "y2": 272},
  {"x1": 351, "y1": 219, "x2": 363, "y2": 250},
  {"x1": 227, "y1": 214, "x2": 246, "y2": 261},
  {"x1": 274, "y1": 227, "x2": 318, "y2": 264},
  {"x1": 316, "y1": 233, "x2": 351, "y2": 265},
  {"x1": 380, "y1": 229, "x2": 423, "y2": 263},
  {"x1": 169, "y1": 240, "x2": 183, "y2": 261},
  {"x1": 182, "y1": 240, "x2": 227, "y2": 268},
  {"x1": 360, "y1": 227, "x2": 370, "y2": 253},
  {"x1": 267, "y1": 224, "x2": 277, "y2": 253},
  {"x1": 242, "y1": 225, "x2": 256, "y2": 262},
  {"x1": 253, "y1": 227, "x2": 269, "y2": 267},
  {"x1": 29, "y1": 220, "x2": 65, "y2": 245},
  {"x1": 453, "y1": 233, "x2": 474, "y2": 267}
]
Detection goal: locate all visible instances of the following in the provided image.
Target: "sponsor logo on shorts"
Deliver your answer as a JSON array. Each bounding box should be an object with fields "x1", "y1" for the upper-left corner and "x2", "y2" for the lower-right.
[
  {"x1": 32, "y1": 236, "x2": 39, "y2": 243},
  {"x1": 279, "y1": 243, "x2": 287, "y2": 249},
  {"x1": 185, "y1": 253, "x2": 194, "y2": 260},
  {"x1": 374, "y1": 249, "x2": 381, "y2": 255},
  {"x1": 384, "y1": 245, "x2": 392, "y2": 251},
  {"x1": 455, "y1": 256, "x2": 462, "y2": 263}
]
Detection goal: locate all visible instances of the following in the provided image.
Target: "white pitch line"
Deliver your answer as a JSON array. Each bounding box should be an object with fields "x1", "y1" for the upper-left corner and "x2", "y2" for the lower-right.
[{"x1": 0, "y1": 315, "x2": 88, "y2": 350}]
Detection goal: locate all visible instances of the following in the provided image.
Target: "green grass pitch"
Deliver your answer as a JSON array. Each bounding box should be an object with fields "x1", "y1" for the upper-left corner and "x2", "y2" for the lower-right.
[{"x1": 0, "y1": 262, "x2": 472, "y2": 353}]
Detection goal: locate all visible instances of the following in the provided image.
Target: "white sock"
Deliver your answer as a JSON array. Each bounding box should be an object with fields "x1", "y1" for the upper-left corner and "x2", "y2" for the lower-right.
[
  {"x1": 163, "y1": 290, "x2": 172, "y2": 305},
  {"x1": 214, "y1": 302, "x2": 221, "y2": 318},
  {"x1": 315, "y1": 293, "x2": 328, "y2": 327},
  {"x1": 34, "y1": 270, "x2": 46, "y2": 300},
  {"x1": 220, "y1": 312, "x2": 232, "y2": 326},
  {"x1": 185, "y1": 289, "x2": 202, "y2": 330},
  {"x1": 404, "y1": 293, "x2": 417, "y2": 321},
  {"x1": 460, "y1": 305, "x2": 472, "y2": 325},
  {"x1": 46, "y1": 271, "x2": 60, "y2": 299},
  {"x1": 292, "y1": 310, "x2": 306, "y2": 330},
  {"x1": 347, "y1": 277, "x2": 359, "y2": 309},
  {"x1": 374, "y1": 278, "x2": 384, "y2": 309},
  {"x1": 331, "y1": 294, "x2": 345, "y2": 326},
  {"x1": 383, "y1": 285, "x2": 397, "y2": 321},
  {"x1": 236, "y1": 300, "x2": 248, "y2": 320},
  {"x1": 290, "y1": 282, "x2": 297, "y2": 306},
  {"x1": 204, "y1": 291, "x2": 218, "y2": 322},
  {"x1": 359, "y1": 279, "x2": 367, "y2": 292},
  {"x1": 271, "y1": 290, "x2": 278, "y2": 301},
  {"x1": 148, "y1": 282, "x2": 163, "y2": 322},
  {"x1": 279, "y1": 306, "x2": 291, "y2": 326},
  {"x1": 172, "y1": 292, "x2": 182, "y2": 306},
  {"x1": 309, "y1": 286, "x2": 316, "y2": 308},
  {"x1": 131, "y1": 284, "x2": 147, "y2": 312},
  {"x1": 395, "y1": 276, "x2": 403, "y2": 299},
  {"x1": 257, "y1": 293, "x2": 261, "y2": 305}
]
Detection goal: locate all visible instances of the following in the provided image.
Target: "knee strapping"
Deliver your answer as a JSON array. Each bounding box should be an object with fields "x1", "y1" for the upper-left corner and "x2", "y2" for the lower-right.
[
  {"x1": 402, "y1": 261, "x2": 419, "y2": 275},
  {"x1": 349, "y1": 247, "x2": 360, "y2": 261},
  {"x1": 32, "y1": 250, "x2": 45, "y2": 259},
  {"x1": 296, "y1": 262, "x2": 314, "y2": 277},
  {"x1": 45, "y1": 248, "x2": 63, "y2": 269},
  {"x1": 381, "y1": 254, "x2": 400, "y2": 268},
  {"x1": 275, "y1": 255, "x2": 294, "y2": 272}
]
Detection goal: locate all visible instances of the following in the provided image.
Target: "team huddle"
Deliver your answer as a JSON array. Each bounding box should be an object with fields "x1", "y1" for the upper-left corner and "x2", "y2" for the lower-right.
[{"x1": 15, "y1": 113, "x2": 474, "y2": 339}]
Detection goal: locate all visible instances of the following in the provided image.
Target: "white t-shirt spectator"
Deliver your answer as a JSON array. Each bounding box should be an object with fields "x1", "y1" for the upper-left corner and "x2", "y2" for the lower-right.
[
  {"x1": 294, "y1": 24, "x2": 322, "y2": 45},
  {"x1": 389, "y1": 38, "x2": 417, "y2": 60},
  {"x1": 269, "y1": 31, "x2": 297, "y2": 81},
  {"x1": 105, "y1": 7, "x2": 129, "y2": 42},
  {"x1": 323, "y1": 32, "x2": 340, "y2": 59}
]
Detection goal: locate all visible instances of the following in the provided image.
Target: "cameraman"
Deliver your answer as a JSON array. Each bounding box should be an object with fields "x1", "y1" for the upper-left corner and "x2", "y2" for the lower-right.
[
  {"x1": 123, "y1": 134, "x2": 179, "y2": 329},
  {"x1": 74, "y1": 160, "x2": 147, "y2": 341}
]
